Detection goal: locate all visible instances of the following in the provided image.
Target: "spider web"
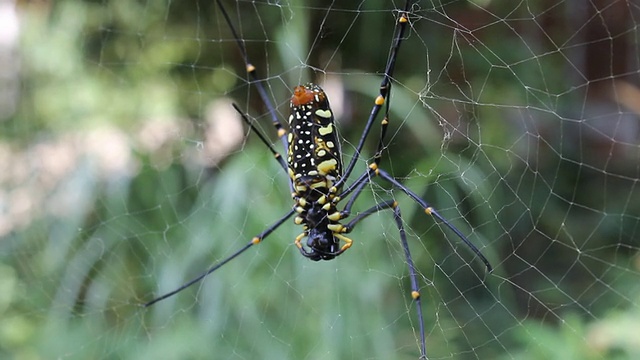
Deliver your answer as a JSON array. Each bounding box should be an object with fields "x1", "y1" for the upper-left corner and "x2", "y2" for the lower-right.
[{"x1": 2, "y1": 0, "x2": 640, "y2": 359}]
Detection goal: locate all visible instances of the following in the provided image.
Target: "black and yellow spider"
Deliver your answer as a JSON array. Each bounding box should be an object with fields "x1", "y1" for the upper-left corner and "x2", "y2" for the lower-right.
[{"x1": 145, "y1": 0, "x2": 491, "y2": 357}]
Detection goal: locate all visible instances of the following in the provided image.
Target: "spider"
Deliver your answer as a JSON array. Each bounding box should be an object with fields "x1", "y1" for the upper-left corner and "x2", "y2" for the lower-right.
[{"x1": 144, "y1": 0, "x2": 492, "y2": 358}]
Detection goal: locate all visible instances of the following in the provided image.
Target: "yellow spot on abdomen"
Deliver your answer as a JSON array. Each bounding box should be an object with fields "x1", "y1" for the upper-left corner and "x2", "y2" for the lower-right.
[
  {"x1": 310, "y1": 181, "x2": 328, "y2": 189},
  {"x1": 315, "y1": 109, "x2": 332, "y2": 118},
  {"x1": 318, "y1": 124, "x2": 334, "y2": 136},
  {"x1": 317, "y1": 159, "x2": 338, "y2": 175}
]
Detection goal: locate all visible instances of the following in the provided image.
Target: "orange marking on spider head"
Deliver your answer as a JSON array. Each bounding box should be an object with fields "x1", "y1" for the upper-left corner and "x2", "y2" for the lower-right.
[{"x1": 291, "y1": 85, "x2": 315, "y2": 106}]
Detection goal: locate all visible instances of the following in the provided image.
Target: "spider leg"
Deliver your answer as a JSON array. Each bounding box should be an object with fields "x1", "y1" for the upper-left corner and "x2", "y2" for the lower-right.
[
  {"x1": 144, "y1": 208, "x2": 296, "y2": 307},
  {"x1": 338, "y1": 1, "x2": 413, "y2": 187},
  {"x1": 371, "y1": 165, "x2": 493, "y2": 273},
  {"x1": 232, "y1": 104, "x2": 288, "y2": 172},
  {"x1": 215, "y1": 0, "x2": 289, "y2": 155},
  {"x1": 339, "y1": 199, "x2": 427, "y2": 359},
  {"x1": 338, "y1": 164, "x2": 491, "y2": 357},
  {"x1": 342, "y1": 164, "x2": 492, "y2": 272}
]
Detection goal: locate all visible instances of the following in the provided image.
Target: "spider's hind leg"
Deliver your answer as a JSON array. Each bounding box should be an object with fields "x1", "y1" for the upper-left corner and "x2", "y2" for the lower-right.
[
  {"x1": 337, "y1": 198, "x2": 428, "y2": 358},
  {"x1": 373, "y1": 166, "x2": 493, "y2": 273}
]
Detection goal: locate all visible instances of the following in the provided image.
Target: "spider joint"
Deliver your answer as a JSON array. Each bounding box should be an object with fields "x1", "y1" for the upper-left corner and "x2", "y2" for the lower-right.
[
  {"x1": 368, "y1": 163, "x2": 380, "y2": 175},
  {"x1": 336, "y1": 234, "x2": 353, "y2": 251},
  {"x1": 294, "y1": 233, "x2": 305, "y2": 248},
  {"x1": 327, "y1": 211, "x2": 342, "y2": 221}
]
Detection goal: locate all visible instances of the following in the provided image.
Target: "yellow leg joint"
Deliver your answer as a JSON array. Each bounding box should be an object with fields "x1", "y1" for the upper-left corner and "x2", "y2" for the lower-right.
[
  {"x1": 246, "y1": 63, "x2": 256, "y2": 73},
  {"x1": 399, "y1": 14, "x2": 408, "y2": 24},
  {"x1": 411, "y1": 290, "x2": 420, "y2": 300},
  {"x1": 335, "y1": 234, "x2": 353, "y2": 252},
  {"x1": 375, "y1": 95, "x2": 385, "y2": 105},
  {"x1": 368, "y1": 162, "x2": 380, "y2": 175},
  {"x1": 327, "y1": 212, "x2": 342, "y2": 221},
  {"x1": 425, "y1": 207, "x2": 433, "y2": 215},
  {"x1": 252, "y1": 237, "x2": 261, "y2": 245},
  {"x1": 294, "y1": 233, "x2": 305, "y2": 249},
  {"x1": 277, "y1": 128, "x2": 286, "y2": 138}
]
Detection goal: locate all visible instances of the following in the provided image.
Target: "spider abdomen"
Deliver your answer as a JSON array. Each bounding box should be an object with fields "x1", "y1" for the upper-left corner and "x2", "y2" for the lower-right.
[{"x1": 287, "y1": 84, "x2": 343, "y2": 199}]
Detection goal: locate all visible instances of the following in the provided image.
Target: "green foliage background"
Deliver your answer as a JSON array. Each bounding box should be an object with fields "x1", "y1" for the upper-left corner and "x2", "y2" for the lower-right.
[{"x1": 1, "y1": 0, "x2": 639, "y2": 359}]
